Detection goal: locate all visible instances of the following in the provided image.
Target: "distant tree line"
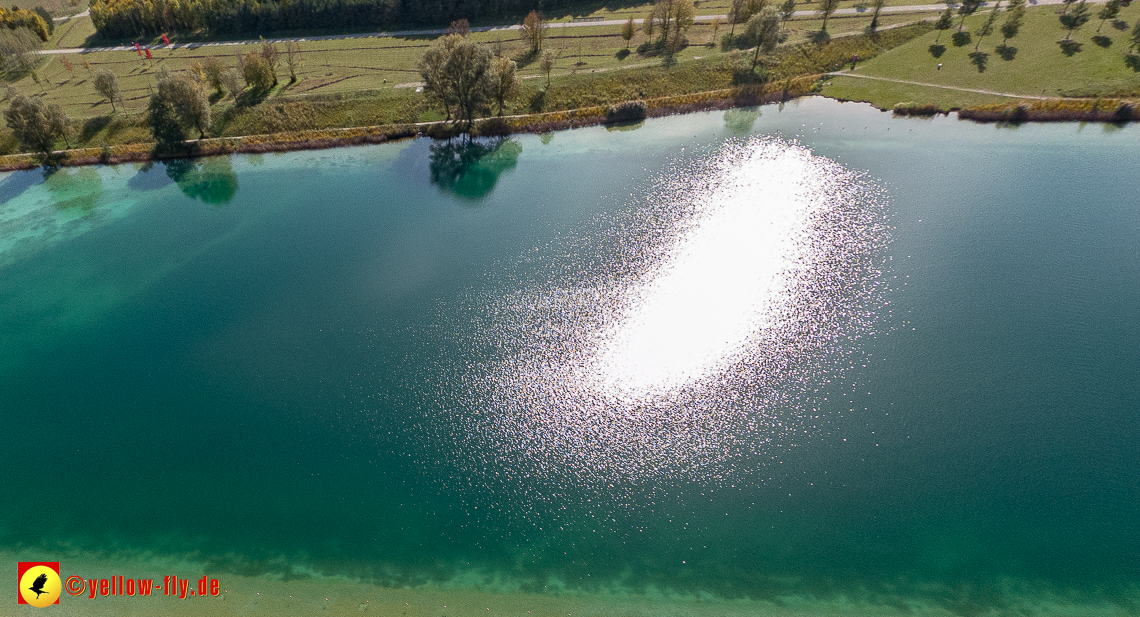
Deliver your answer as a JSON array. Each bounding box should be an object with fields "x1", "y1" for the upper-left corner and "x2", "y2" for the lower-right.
[{"x1": 90, "y1": 0, "x2": 590, "y2": 38}]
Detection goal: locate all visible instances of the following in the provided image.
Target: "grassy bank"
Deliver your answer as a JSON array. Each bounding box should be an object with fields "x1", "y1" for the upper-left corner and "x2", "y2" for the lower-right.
[
  {"x1": 0, "y1": 75, "x2": 820, "y2": 171},
  {"x1": 0, "y1": 22, "x2": 928, "y2": 166},
  {"x1": 821, "y1": 4, "x2": 1140, "y2": 109}
]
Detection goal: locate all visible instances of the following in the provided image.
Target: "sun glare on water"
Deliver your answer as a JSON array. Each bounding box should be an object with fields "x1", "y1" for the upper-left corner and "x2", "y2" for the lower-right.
[
  {"x1": 588, "y1": 142, "x2": 827, "y2": 399},
  {"x1": 441, "y1": 135, "x2": 891, "y2": 494}
]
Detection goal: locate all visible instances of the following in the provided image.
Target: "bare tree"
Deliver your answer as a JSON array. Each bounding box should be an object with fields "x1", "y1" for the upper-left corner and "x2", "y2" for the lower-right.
[
  {"x1": 447, "y1": 19, "x2": 471, "y2": 36},
  {"x1": 284, "y1": 41, "x2": 302, "y2": 82}
]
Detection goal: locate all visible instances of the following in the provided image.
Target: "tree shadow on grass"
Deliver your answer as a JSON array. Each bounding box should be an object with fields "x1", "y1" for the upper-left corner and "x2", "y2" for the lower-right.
[
  {"x1": 1058, "y1": 39, "x2": 1082, "y2": 55},
  {"x1": 929, "y1": 43, "x2": 947, "y2": 57},
  {"x1": 1092, "y1": 35, "x2": 1112, "y2": 48},
  {"x1": 514, "y1": 49, "x2": 538, "y2": 68},
  {"x1": 952, "y1": 31, "x2": 972, "y2": 47},
  {"x1": 1112, "y1": 19, "x2": 1129, "y2": 31},
  {"x1": 79, "y1": 116, "x2": 111, "y2": 143},
  {"x1": 529, "y1": 88, "x2": 546, "y2": 112},
  {"x1": 968, "y1": 51, "x2": 989, "y2": 72},
  {"x1": 996, "y1": 44, "x2": 1018, "y2": 60},
  {"x1": 615, "y1": 48, "x2": 631, "y2": 60},
  {"x1": 809, "y1": 28, "x2": 831, "y2": 44},
  {"x1": 1125, "y1": 54, "x2": 1140, "y2": 71},
  {"x1": 636, "y1": 39, "x2": 668, "y2": 57}
]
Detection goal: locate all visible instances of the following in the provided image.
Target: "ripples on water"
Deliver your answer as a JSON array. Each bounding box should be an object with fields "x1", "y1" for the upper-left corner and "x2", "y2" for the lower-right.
[{"x1": 430, "y1": 136, "x2": 894, "y2": 517}]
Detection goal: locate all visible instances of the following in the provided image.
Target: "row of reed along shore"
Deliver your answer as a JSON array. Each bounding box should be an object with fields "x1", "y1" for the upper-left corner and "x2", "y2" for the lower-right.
[{"x1": 3, "y1": 80, "x2": 1139, "y2": 172}]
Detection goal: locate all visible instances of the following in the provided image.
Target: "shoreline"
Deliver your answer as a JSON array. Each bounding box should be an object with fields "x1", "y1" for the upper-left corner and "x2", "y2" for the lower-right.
[
  {"x1": 3, "y1": 547, "x2": 1138, "y2": 617},
  {"x1": 2, "y1": 80, "x2": 1137, "y2": 172}
]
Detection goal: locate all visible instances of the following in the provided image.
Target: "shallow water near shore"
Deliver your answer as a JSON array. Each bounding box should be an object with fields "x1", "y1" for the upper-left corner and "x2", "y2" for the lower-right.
[{"x1": 2, "y1": 98, "x2": 1139, "y2": 615}]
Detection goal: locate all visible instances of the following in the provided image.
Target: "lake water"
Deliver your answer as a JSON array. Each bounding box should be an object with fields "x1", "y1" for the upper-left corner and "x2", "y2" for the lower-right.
[{"x1": 2, "y1": 98, "x2": 1138, "y2": 616}]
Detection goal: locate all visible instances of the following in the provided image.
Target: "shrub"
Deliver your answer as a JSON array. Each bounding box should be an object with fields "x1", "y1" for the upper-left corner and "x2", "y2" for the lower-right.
[
  {"x1": 892, "y1": 101, "x2": 943, "y2": 116},
  {"x1": 605, "y1": 100, "x2": 648, "y2": 124}
]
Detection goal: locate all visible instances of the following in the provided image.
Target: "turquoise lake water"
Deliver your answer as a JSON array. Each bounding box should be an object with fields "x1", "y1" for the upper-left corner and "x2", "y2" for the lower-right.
[{"x1": 1, "y1": 98, "x2": 1138, "y2": 613}]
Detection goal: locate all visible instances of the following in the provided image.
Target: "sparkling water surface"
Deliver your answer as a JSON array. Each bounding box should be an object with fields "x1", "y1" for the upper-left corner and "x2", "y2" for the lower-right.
[{"x1": 1, "y1": 98, "x2": 1138, "y2": 613}]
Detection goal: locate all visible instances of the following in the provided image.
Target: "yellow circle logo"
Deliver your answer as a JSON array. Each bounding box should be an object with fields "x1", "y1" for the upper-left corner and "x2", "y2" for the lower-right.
[{"x1": 19, "y1": 565, "x2": 61, "y2": 607}]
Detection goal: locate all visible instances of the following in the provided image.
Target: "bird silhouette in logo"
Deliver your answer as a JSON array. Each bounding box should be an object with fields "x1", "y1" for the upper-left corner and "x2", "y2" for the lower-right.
[{"x1": 28, "y1": 573, "x2": 49, "y2": 599}]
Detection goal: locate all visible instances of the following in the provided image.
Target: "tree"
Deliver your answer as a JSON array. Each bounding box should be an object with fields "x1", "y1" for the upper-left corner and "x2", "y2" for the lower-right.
[
  {"x1": 284, "y1": 41, "x2": 302, "y2": 82},
  {"x1": 643, "y1": 8, "x2": 657, "y2": 38},
  {"x1": 671, "y1": 0, "x2": 697, "y2": 50},
  {"x1": 818, "y1": 0, "x2": 840, "y2": 32},
  {"x1": 647, "y1": 0, "x2": 696, "y2": 52},
  {"x1": 490, "y1": 56, "x2": 518, "y2": 115},
  {"x1": 0, "y1": 27, "x2": 42, "y2": 75},
  {"x1": 867, "y1": 0, "x2": 887, "y2": 36},
  {"x1": 1097, "y1": 0, "x2": 1122, "y2": 32},
  {"x1": 4, "y1": 92, "x2": 69, "y2": 154},
  {"x1": 219, "y1": 68, "x2": 243, "y2": 99},
  {"x1": 747, "y1": 7, "x2": 781, "y2": 67},
  {"x1": 1132, "y1": 18, "x2": 1140, "y2": 51},
  {"x1": 156, "y1": 73, "x2": 211, "y2": 137},
  {"x1": 779, "y1": 0, "x2": 797, "y2": 25},
  {"x1": 621, "y1": 16, "x2": 636, "y2": 48},
  {"x1": 520, "y1": 10, "x2": 547, "y2": 52},
  {"x1": 93, "y1": 69, "x2": 123, "y2": 111},
  {"x1": 958, "y1": 0, "x2": 983, "y2": 31},
  {"x1": 739, "y1": 0, "x2": 768, "y2": 23},
  {"x1": 934, "y1": 6, "x2": 954, "y2": 41},
  {"x1": 1000, "y1": 0, "x2": 1026, "y2": 44},
  {"x1": 243, "y1": 52, "x2": 276, "y2": 92},
  {"x1": 418, "y1": 34, "x2": 495, "y2": 124},
  {"x1": 0, "y1": 7, "x2": 50, "y2": 41},
  {"x1": 729, "y1": 0, "x2": 748, "y2": 36},
  {"x1": 32, "y1": 6, "x2": 53, "y2": 36},
  {"x1": 442, "y1": 39, "x2": 494, "y2": 124},
  {"x1": 539, "y1": 49, "x2": 556, "y2": 87},
  {"x1": 260, "y1": 42, "x2": 280, "y2": 86},
  {"x1": 447, "y1": 19, "x2": 471, "y2": 36},
  {"x1": 1060, "y1": 0, "x2": 1091, "y2": 39},
  {"x1": 419, "y1": 34, "x2": 462, "y2": 120},
  {"x1": 147, "y1": 91, "x2": 184, "y2": 144},
  {"x1": 1060, "y1": 0, "x2": 1078, "y2": 15},
  {"x1": 201, "y1": 57, "x2": 227, "y2": 94}
]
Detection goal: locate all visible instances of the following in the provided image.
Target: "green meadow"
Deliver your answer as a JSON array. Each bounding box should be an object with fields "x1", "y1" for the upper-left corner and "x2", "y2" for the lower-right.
[{"x1": 821, "y1": 3, "x2": 1140, "y2": 108}]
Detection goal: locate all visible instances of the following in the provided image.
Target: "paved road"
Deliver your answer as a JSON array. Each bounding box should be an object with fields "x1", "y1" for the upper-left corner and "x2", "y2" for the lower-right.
[
  {"x1": 53, "y1": 8, "x2": 89, "y2": 21},
  {"x1": 40, "y1": 0, "x2": 1101, "y2": 55}
]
